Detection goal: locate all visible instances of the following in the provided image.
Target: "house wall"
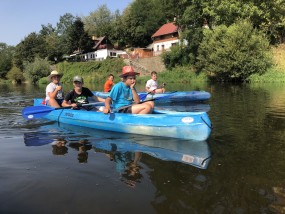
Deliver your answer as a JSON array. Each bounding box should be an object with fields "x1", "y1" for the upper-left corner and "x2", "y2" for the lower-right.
[
  {"x1": 152, "y1": 37, "x2": 179, "y2": 56},
  {"x1": 80, "y1": 49, "x2": 127, "y2": 61}
]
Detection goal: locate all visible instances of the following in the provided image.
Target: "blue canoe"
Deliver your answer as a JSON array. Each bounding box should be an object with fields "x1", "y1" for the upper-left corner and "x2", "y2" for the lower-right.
[
  {"x1": 22, "y1": 99, "x2": 212, "y2": 141},
  {"x1": 92, "y1": 91, "x2": 211, "y2": 103},
  {"x1": 23, "y1": 123, "x2": 211, "y2": 169}
]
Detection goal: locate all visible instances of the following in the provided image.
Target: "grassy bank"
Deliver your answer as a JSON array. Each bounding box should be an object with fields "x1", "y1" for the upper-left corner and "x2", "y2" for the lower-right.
[{"x1": 37, "y1": 44, "x2": 285, "y2": 85}]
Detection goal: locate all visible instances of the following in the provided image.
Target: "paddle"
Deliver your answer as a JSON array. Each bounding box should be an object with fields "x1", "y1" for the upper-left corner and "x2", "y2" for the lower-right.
[
  {"x1": 22, "y1": 102, "x2": 104, "y2": 120},
  {"x1": 140, "y1": 83, "x2": 167, "y2": 101},
  {"x1": 113, "y1": 91, "x2": 177, "y2": 113}
]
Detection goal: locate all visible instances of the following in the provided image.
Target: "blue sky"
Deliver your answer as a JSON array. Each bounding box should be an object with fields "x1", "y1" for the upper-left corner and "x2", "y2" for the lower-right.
[{"x1": 0, "y1": 0, "x2": 132, "y2": 46}]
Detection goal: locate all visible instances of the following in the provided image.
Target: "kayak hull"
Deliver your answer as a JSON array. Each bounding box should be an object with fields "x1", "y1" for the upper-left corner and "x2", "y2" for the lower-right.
[{"x1": 32, "y1": 99, "x2": 212, "y2": 141}]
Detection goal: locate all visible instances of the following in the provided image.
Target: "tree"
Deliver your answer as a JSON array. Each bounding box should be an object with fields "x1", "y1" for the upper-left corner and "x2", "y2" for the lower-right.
[
  {"x1": 64, "y1": 18, "x2": 93, "y2": 55},
  {"x1": 14, "y1": 32, "x2": 48, "y2": 70},
  {"x1": 83, "y1": 5, "x2": 114, "y2": 38},
  {"x1": 0, "y1": 43, "x2": 14, "y2": 79},
  {"x1": 6, "y1": 65, "x2": 24, "y2": 84},
  {"x1": 121, "y1": 0, "x2": 166, "y2": 47},
  {"x1": 23, "y1": 57, "x2": 50, "y2": 84},
  {"x1": 196, "y1": 20, "x2": 272, "y2": 82}
]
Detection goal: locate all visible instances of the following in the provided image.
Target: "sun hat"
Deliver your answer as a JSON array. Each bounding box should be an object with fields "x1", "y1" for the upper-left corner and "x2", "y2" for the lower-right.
[
  {"x1": 119, "y1": 66, "x2": 140, "y2": 77},
  {"x1": 48, "y1": 70, "x2": 62, "y2": 81},
  {"x1": 73, "y1": 75, "x2": 83, "y2": 83}
]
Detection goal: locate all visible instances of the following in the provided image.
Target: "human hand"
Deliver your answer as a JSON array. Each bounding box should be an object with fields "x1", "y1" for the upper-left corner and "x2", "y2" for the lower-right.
[{"x1": 56, "y1": 85, "x2": 62, "y2": 91}]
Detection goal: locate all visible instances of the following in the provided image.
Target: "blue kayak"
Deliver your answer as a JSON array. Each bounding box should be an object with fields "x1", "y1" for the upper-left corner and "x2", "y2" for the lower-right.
[
  {"x1": 92, "y1": 91, "x2": 211, "y2": 103},
  {"x1": 22, "y1": 99, "x2": 212, "y2": 141}
]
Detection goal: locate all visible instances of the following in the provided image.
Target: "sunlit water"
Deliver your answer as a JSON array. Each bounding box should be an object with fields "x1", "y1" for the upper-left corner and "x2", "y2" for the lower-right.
[{"x1": 0, "y1": 82, "x2": 285, "y2": 214}]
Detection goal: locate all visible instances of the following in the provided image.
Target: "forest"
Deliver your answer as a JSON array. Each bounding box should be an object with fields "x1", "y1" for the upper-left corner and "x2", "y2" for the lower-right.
[{"x1": 0, "y1": 0, "x2": 285, "y2": 83}]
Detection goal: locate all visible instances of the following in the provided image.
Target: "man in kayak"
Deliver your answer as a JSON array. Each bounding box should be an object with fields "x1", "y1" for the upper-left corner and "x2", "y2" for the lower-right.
[
  {"x1": 103, "y1": 66, "x2": 154, "y2": 114},
  {"x1": 62, "y1": 75, "x2": 105, "y2": 109},
  {"x1": 145, "y1": 71, "x2": 166, "y2": 94},
  {"x1": 45, "y1": 70, "x2": 64, "y2": 108}
]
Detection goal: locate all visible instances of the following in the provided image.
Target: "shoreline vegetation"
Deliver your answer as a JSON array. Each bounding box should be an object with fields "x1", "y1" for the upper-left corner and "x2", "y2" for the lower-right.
[
  {"x1": 1, "y1": 44, "x2": 285, "y2": 85},
  {"x1": 54, "y1": 44, "x2": 285, "y2": 84}
]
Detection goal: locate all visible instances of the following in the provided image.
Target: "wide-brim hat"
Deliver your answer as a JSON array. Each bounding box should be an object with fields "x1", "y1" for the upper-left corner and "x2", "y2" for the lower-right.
[
  {"x1": 48, "y1": 70, "x2": 62, "y2": 81},
  {"x1": 119, "y1": 66, "x2": 140, "y2": 77}
]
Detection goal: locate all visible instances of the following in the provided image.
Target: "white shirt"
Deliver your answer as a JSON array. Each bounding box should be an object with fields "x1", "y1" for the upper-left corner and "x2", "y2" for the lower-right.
[
  {"x1": 145, "y1": 79, "x2": 158, "y2": 91},
  {"x1": 45, "y1": 82, "x2": 63, "y2": 101}
]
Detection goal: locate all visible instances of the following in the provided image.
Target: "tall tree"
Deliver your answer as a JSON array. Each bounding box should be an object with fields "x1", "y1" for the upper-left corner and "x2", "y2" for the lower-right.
[
  {"x1": 0, "y1": 43, "x2": 14, "y2": 79},
  {"x1": 14, "y1": 33, "x2": 47, "y2": 70},
  {"x1": 65, "y1": 18, "x2": 93, "y2": 54},
  {"x1": 122, "y1": 0, "x2": 166, "y2": 47},
  {"x1": 83, "y1": 5, "x2": 114, "y2": 38}
]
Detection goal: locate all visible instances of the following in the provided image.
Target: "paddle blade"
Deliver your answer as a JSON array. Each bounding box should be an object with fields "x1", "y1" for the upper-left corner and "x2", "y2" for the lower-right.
[
  {"x1": 139, "y1": 93, "x2": 149, "y2": 101},
  {"x1": 22, "y1": 106, "x2": 55, "y2": 120}
]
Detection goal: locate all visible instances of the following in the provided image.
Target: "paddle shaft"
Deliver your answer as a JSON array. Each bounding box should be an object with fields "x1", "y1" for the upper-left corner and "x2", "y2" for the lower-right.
[
  {"x1": 113, "y1": 91, "x2": 176, "y2": 112},
  {"x1": 22, "y1": 102, "x2": 104, "y2": 120}
]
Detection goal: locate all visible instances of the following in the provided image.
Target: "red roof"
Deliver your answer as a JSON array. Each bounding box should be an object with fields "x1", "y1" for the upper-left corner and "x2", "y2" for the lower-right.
[{"x1": 151, "y1": 22, "x2": 178, "y2": 38}]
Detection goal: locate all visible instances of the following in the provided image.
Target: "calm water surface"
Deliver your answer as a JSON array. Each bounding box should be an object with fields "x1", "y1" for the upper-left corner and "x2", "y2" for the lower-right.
[{"x1": 0, "y1": 82, "x2": 284, "y2": 214}]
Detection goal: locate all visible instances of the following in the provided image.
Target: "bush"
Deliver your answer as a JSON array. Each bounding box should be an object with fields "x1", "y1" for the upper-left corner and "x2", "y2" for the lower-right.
[
  {"x1": 6, "y1": 66, "x2": 24, "y2": 84},
  {"x1": 23, "y1": 57, "x2": 51, "y2": 84},
  {"x1": 196, "y1": 19, "x2": 272, "y2": 82}
]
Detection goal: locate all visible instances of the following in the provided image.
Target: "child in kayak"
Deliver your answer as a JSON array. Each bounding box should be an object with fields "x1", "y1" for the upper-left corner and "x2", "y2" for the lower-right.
[
  {"x1": 145, "y1": 71, "x2": 166, "y2": 94},
  {"x1": 45, "y1": 70, "x2": 64, "y2": 108},
  {"x1": 62, "y1": 75, "x2": 105, "y2": 109},
  {"x1": 103, "y1": 66, "x2": 154, "y2": 114}
]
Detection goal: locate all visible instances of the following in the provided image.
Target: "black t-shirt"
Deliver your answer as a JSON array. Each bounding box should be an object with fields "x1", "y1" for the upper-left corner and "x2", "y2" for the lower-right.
[{"x1": 64, "y1": 87, "x2": 94, "y2": 104}]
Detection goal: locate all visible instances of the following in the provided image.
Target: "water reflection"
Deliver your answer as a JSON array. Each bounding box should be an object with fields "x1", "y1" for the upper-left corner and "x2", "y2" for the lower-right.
[{"x1": 23, "y1": 122, "x2": 212, "y2": 170}]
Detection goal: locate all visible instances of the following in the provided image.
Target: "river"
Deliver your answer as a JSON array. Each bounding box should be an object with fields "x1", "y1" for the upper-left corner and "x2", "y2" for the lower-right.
[{"x1": 0, "y1": 82, "x2": 284, "y2": 213}]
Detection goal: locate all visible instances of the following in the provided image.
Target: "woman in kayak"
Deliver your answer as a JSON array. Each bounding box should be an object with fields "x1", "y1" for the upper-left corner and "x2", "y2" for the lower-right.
[{"x1": 103, "y1": 66, "x2": 154, "y2": 114}]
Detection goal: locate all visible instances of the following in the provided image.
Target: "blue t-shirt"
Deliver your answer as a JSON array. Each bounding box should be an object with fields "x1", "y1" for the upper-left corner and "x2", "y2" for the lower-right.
[{"x1": 109, "y1": 81, "x2": 134, "y2": 109}]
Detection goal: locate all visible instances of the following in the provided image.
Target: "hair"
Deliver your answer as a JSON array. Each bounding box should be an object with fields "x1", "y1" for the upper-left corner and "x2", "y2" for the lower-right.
[
  {"x1": 108, "y1": 74, "x2": 114, "y2": 78},
  {"x1": 151, "y1": 71, "x2": 157, "y2": 76}
]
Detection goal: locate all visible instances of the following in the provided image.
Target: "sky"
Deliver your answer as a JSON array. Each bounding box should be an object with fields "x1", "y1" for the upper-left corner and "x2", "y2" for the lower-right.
[{"x1": 0, "y1": 0, "x2": 132, "y2": 46}]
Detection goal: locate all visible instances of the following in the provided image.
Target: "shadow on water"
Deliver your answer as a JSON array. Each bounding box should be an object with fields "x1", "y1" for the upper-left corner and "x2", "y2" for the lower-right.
[{"x1": 23, "y1": 122, "x2": 212, "y2": 170}]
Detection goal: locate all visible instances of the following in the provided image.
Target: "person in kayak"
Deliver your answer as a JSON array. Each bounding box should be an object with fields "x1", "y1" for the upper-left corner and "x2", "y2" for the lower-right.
[
  {"x1": 103, "y1": 66, "x2": 154, "y2": 114},
  {"x1": 62, "y1": 75, "x2": 105, "y2": 109},
  {"x1": 45, "y1": 70, "x2": 64, "y2": 108},
  {"x1": 145, "y1": 71, "x2": 166, "y2": 94},
  {"x1": 104, "y1": 74, "x2": 115, "y2": 92}
]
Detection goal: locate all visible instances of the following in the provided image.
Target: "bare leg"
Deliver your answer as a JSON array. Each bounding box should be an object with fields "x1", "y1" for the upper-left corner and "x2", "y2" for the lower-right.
[
  {"x1": 48, "y1": 98, "x2": 61, "y2": 108},
  {"x1": 131, "y1": 101, "x2": 154, "y2": 114},
  {"x1": 155, "y1": 88, "x2": 165, "y2": 93}
]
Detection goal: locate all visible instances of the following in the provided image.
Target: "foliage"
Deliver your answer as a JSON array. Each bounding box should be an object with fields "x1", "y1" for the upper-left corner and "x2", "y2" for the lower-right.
[
  {"x1": 64, "y1": 18, "x2": 94, "y2": 54},
  {"x1": 83, "y1": 5, "x2": 114, "y2": 38},
  {"x1": 161, "y1": 46, "x2": 191, "y2": 69},
  {"x1": 13, "y1": 33, "x2": 48, "y2": 70},
  {"x1": 55, "y1": 58, "x2": 125, "y2": 84},
  {"x1": 23, "y1": 57, "x2": 51, "y2": 84},
  {"x1": 248, "y1": 69, "x2": 285, "y2": 83},
  {"x1": 6, "y1": 66, "x2": 24, "y2": 84},
  {"x1": 121, "y1": 0, "x2": 166, "y2": 47},
  {"x1": 196, "y1": 20, "x2": 272, "y2": 82},
  {"x1": 0, "y1": 43, "x2": 14, "y2": 78}
]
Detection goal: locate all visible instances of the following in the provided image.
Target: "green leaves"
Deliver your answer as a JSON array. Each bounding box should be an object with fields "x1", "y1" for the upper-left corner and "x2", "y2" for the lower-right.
[{"x1": 197, "y1": 20, "x2": 272, "y2": 82}]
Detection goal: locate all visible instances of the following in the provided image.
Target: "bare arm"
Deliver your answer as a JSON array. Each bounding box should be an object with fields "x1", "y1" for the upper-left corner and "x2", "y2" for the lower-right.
[
  {"x1": 103, "y1": 97, "x2": 112, "y2": 114},
  {"x1": 92, "y1": 95, "x2": 105, "y2": 102}
]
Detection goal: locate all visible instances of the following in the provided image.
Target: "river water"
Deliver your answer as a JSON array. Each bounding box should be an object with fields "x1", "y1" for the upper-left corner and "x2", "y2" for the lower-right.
[{"x1": 0, "y1": 82, "x2": 284, "y2": 214}]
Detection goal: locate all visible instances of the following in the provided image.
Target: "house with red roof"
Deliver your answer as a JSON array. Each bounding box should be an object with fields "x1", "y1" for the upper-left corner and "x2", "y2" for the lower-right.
[{"x1": 151, "y1": 22, "x2": 180, "y2": 56}]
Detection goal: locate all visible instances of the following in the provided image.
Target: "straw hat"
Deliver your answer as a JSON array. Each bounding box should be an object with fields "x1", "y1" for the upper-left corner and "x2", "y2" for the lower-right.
[
  {"x1": 119, "y1": 66, "x2": 140, "y2": 77},
  {"x1": 48, "y1": 70, "x2": 62, "y2": 81}
]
